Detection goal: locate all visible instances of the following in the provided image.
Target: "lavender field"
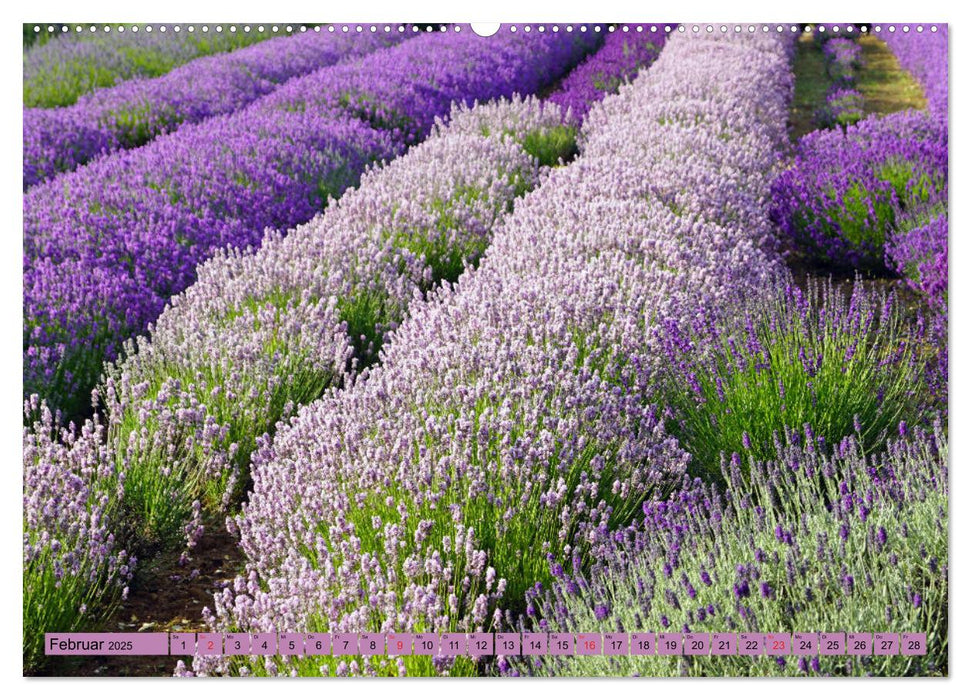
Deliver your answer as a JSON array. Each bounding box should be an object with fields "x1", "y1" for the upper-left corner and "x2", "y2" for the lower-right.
[{"x1": 22, "y1": 23, "x2": 948, "y2": 678}]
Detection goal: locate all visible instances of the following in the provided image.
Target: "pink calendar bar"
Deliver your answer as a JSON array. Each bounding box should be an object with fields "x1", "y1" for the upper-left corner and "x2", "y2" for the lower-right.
[
  {"x1": 630, "y1": 633, "x2": 655, "y2": 655},
  {"x1": 496, "y1": 632, "x2": 521, "y2": 656},
  {"x1": 576, "y1": 633, "x2": 602, "y2": 656},
  {"x1": 820, "y1": 632, "x2": 846, "y2": 656},
  {"x1": 523, "y1": 633, "x2": 548, "y2": 655},
  {"x1": 902, "y1": 633, "x2": 927, "y2": 656},
  {"x1": 279, "y1": 633, "x2": 303, "y2": 656},
  {"x1": 44, "y1": 633, "x2": 169, "y2": 656},
  {"x1": 332, "y1": 633, "x2": 358, "y2": 655},
  {"x1": 874, "y1": 633, "x2": 899, "y2": 656},
  {"x1": 848, "y1": 632, "x2": 872, "y2": 656},
  {"x1": 604, "y1": 633, "x2": 628, "y2": 655},
  {"x1": 360, "y1": 632, "x2": 385, "y2": 656},
  {"x1": 766, "y1": 633, "x2": 791, "y2": 655},
  {"x1": 712, "y1": 633, "x2": 735, "y2": 656},
  {"x1": 657, "y1": 632, "x2": 682, "y2": 656},
  {"x1": 305, "y1": 633, "x2": 331, "y2": 656},
  {"x1": 440, "y1": 633, "x2": 468, "y2": 657},
  {"x1": 413, "y1": 633, "x2": 439, "y2": 656},
  {"x1": 39, "y1": 630, "x2": 931, "y2": 658},
  {"x1": 793, "y1": 633, "x2": 818, "y2": 656},
  {"x1": 739, "y1": 633, "x2": 764, "y2": 656},
  {"x1": 197, "y1": 633, "x2": 223, "y2": 656},
  {"x1": 170, "y1": 633, "x2": 196, "y2": 655}
]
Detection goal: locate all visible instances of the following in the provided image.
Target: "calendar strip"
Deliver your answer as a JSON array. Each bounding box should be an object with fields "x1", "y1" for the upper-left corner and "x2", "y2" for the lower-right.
[{"x1": 44, "y1": 632, "x2": 927, "y2": 657}]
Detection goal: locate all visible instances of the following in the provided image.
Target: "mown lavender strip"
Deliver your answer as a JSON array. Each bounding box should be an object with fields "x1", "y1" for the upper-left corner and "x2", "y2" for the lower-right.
[
  {"x1": 546, "y1": 25, "x2": 666, "y2": 122},
  {"x1": 24, "y1": 27, "x2": 597, "y2": 418},
  {"x1": 188, "y1": 31, "x2": 793, "y2": 677},
  {"x1": 883, "y1": 25, "x2": 948, "y2": 120},
  {"x1": 24, "y1": 25, "x2": 272, "y2": 108},
  {"x1": 24, "y1": 30, "x2": 405, "y2": 187}
]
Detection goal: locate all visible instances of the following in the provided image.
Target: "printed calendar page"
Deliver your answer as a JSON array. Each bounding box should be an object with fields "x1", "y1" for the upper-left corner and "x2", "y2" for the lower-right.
[{"x1": 19, "y1": 0, "x2": 951, "y2": 684}]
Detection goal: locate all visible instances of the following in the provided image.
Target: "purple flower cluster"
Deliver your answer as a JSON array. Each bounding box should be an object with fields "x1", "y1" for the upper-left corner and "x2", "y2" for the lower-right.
[
  {"x1": 886, "y1": 207, "x2": 948, "y2": 310},
  {"x1": 883, "y1": 26, "x2": 948, "y2": 121},
  {"x1": 511, "y1": 425, "x2": 948, "y2": 677},
  {"x1": 815, "y1": 87, "x2": 865, "y2": 129},
  {"x1": 24, "y1": 30, "x2": 405, "y2": 187},
  {"x1": 822, "y1": 38, "x2": 863, "y2": 86},
  {"x1": 23, "y1": 395, "x2": 135, "y2": 670},
  {"x1": 770, "y1": 110, "x2": 947, "y2": 269},
  {"x1": 546, "y1": 25, "x2": 666, "y2": 122},
  {"x1": 189, "y1": 31, "x2": 794, "y2": 677},
  {"x1": 24, "y1": 25, "x2": 271, "y2": 108},
  {"x1": 24, "y1": 28, "x2": 596, "y2": 417}
]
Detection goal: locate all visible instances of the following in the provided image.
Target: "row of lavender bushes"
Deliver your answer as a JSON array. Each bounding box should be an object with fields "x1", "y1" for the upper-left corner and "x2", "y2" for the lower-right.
[
  {"x1": 24, "y1": 24, "x2": 273, "y2": 108},
  {"x1": 24, "y1": 27, "x2": 598, "y2": 420},
  {"x1": 184, "y1": 30, "x2": 803, "y2": 677},
  {"x1": 24, "y1": 30, "x2": 407, "y2": 188},
  {"x1": 23, "y1": 27, "x2": 651, "y2": 673},
  {"x1": 815, "y1": 37, "x2": 866, "y2": 129}
]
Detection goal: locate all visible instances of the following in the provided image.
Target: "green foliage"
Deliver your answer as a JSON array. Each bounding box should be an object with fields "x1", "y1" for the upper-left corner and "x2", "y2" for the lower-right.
[
  {"x1": 518, "y1": 125, "x2": 578, "y2": 167},
  {"x1": 661, "y1": 280, "x2": 930, "y2": 480}
]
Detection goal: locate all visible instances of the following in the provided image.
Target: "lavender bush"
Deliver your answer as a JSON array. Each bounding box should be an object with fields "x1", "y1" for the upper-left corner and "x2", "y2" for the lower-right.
[
  {"x1": 24, "y1": 27, "x2": 596, "y2": 418},
  {"x1": 883, "y1": 26, "x2": 948, "y2": 120},
  {"x1": 185, "y1": 31, "x2": 795, "y2": 677},
  {"x1": 771, "y1": 110, "x2": 947, "y2": 269},
  {"x1": 23, "y1": 396, "x2": 135, "y2": 672},
  {"x1": 509, "y1": 426, "x2": 947, "y2": 676},
  {"x1": 659, "y1": 279, "x2": 931, "y2": 479},
  {"x1": 23, "y1": 24, "x2": 272, "y2": 108},
  {"x1": 821, "y1": 38, "x2": 863, "y2": 87},
  {"x1": 815, "y1": 87, "x2": 865, "y2": 129},
  {"x1": 886, "y1": 206, "x2": 948, "y2": 310},
  {"x1": 546, "y1": 25, "x2": 666, "y2": 122},
  {"x1": 24, "y1": 30, "x2": 406, "y2": 187}
]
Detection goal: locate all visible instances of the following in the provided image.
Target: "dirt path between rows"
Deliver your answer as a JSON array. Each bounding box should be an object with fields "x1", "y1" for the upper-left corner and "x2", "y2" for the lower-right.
[{"x1": 39, "y1": 519, "x2": 244, "y2": 677}]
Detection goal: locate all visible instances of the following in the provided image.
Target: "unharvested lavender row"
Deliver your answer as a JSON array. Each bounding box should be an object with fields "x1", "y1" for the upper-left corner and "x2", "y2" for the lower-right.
[
  {"x1": 24, "y1": 25, "x2": 272, "y2": 108},
  {"x1": 509, "y1": 426, "x2": 948, "y2": 676},
  {"x1": 104, "y1": 97, "x2": 573, "y2": 549},
  {"x1": 546, "y1": 25, "x2": 666, "y2": 122},
  {"x1": 24, "y1": 28, "x2": 597, "y2": 418},
  {"x1": 24, "y1": 31, "x2": 405, "y2": 187},
  {"x1": 189, "y1": 31, "x2": 795, "y2": 677},
  {"x1": 883, "y1": 26, "x2": 948, "y2": 121}
]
